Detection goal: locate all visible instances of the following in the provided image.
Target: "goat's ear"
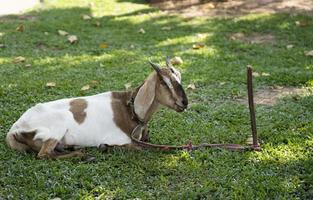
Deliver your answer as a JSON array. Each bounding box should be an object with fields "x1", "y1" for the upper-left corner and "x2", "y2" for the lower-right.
[{"x1": 134, "y1": 73, "x2": 157, "y2": 120}]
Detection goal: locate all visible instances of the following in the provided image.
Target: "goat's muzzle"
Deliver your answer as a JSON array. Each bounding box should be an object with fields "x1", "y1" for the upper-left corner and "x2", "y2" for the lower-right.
[{"x1": 175, "y1": 96, "x2": 188, "y2": 112}]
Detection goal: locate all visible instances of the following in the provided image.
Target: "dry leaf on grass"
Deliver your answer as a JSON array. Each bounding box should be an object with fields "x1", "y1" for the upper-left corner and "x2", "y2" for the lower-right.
[
  {"x1": 170, "y1": 56, "x2": 183, "y2": 65},
  {"x1": 25, "y1": 64, "x2": 32, "y2": 68},
  {"x1": 67, "y1": 35, "x2": 78, "y2": 44},
  {"x1": 94, "y1": 21, "x2": 101, "y2": 27},
  {"x1": 16, "y1": 24, "x2": 25, "y2": 32},
  {"x1": 44, "y1": 32, "x2": 49, "y2": 35},
  {"x1": 192, "y1": 43, "x2": 205, "y2": 49},
  {"x1": 196, "y1": 33, "x2": 207, "y2": 39},
  {"x1": 0, "y1": 44, "x2": 6, "y2": 48},
  {"x1": 304, "y1": 50, "x2": 313, "y2": 56},
  {"x1": 46, "y1": 82, "x2": 56, "y2": 87},
  {"x1": 82, "y1": 14, "x2": 92, "y2": 20},
  {"x1": 124, "y1": 83, "x2": 132, "y2": 90},
  {"x1": 99, "y1": 43, "x2": 108, "y2": 48},
  {"x1": 130, "y1": 44, "x2": 135, "y2": 49},
  {"x1": 81, "y1": 85, "x2": 90, "y2": 91},
  {"x1": 286, "y1": 44, "x2": 294, "y2": 49},
  {"x1": 246, "y1": 137, "x2": 253, "y2": 145},
  {"x1": 252, "y1": 72, "x2": 261, "y2": 77},
  {"x1": 58, "y1": 30, "x2": 68, "y2": 36},
  {"x1": 90, "y1": 80, "x2": 98, "y2": 85},
  {"x1": 13, "y1": 56, "x2": 26, "y2": 63},
  {"x1": 229, "y1": 32, "x2": 244, "y2": 40},
  {"x1": 161, "y1": 26, "x2": 172, "y2": 31},
  {"x1": 295, "y1": 20, "x2": 309, "y2": 27},
  {"x1": 187, "y1": 83, "x2": 196, "y2": 90},
  {"x1": 138, "y1": 28, "x2": 145, "y2": 34}
]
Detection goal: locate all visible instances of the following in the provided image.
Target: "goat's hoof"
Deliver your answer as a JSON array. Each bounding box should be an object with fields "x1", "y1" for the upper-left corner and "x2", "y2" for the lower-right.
[
  {"x1": 81, "y1": 155, "x2": 96, "y2": 163},
  {"x1": 98, "y1": 144, "x2": 110, "y2": 153},
  {"x1": 141, "y1": 135, "x2": 150, "y2": 142}
]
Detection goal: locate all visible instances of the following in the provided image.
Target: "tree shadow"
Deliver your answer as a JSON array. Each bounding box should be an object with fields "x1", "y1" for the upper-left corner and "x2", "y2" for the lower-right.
[{"x1": 150, "y1": 0, "x2": 313, "y2": 17}]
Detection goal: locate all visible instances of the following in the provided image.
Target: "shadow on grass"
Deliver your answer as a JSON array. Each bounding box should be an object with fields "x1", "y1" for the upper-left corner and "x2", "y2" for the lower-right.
[{"x1": 0, "y1": 5, "x2": 312, "y2": 86}]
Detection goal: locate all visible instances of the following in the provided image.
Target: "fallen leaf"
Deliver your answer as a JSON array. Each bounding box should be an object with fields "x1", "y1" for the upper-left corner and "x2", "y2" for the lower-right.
[
  {"x1": 58, "y1": 30, "x2": 68, "y2": 36},
  {"x1": 94, "y1": 21, "x2": 101, "y2": 27},
  {"x1": 246, "y1": 137, "x2": 253, "y2": 145},
  {"x1": 229, "y1": 32, "x2": 245, "y2": 40},
  {"x1": 170, "y1": 56, "x2": 183, "y2": 65},
  {"x1": 82, "y1": 14, "x2": 92, "y2": 20},
  {"x1": 138, "y1": 28, "x2": 145, "y2": 34},
  {"x1": 67, "y1": 35, "x2": 78, "y2": 44},
  {"x1": 252, "y1": 72, "x2": 260, "y2": 77},
  {"x1": 196, "y1": 33, "x2": 206, "y2": 39},
  {"x1": 124, "y1": 83, "x2": 132, "y2": 90},
  {"x1": 46, "y1": 82, "x2": 56, "y2": 87},
  {"x1": 262, "y1": 72, "x2": 270, "y2": 76},
  {"x1": 16, "y1": 24, "x2": 25, "y2": 32},
  {"x1": 304, "y1": 50, "x2": 313, "y2": 56},
  {"x1": 99, "y1": 43, "x2": 108, "y2": 48},
  {"x1": 192, "y1": 43, "x2": 205, "y2": 49},
  {"x1": 81, "y1": 85, "x2": 90, "y2": 91},
  {"x1": 90, "y1": 80, "x2": 98, "y2": 85},
  {"x1": 44, "y1": 32, "x2": 49, "y2": 35},
  {"x1": 286, "y1": 44, "x2": 294, "y2": 49},
  {"x1": 161, "y1": 26, "x2": 171, "y2": 31},
  {"x1": 13, "y1": 56, "x2": 26, "y2": 63},
  {"x1": 130, "y1": 44, "x2": 135, "y2": 49},
  {"x1": 295, "y1": 20, "x2": 309, "y2": 27},
  {"x1": 0, "y1": 44, "x2": 5, "y2": 48},
  {"x1": 187, "y1": 83, "x2": 196, "y2": 90},
  {"x1": 25, "y1": 64, "x2": 32, "y2": 68}
]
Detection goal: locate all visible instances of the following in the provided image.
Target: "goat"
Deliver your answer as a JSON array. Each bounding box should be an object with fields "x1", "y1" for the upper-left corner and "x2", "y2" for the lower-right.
[{"x1": 6, "y1": 59, "x2": 188, "y2": 159}]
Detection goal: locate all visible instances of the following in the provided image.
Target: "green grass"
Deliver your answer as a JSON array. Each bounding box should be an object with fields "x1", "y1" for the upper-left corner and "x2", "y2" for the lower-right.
[{"x1": 0, "y1": 0, "x2": 313, "y2": 199}]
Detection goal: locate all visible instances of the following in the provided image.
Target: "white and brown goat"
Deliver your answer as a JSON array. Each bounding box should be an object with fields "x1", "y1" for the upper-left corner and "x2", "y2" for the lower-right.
[{"x1": 6, "y1": 59, "x2": 188, "y2": 159}]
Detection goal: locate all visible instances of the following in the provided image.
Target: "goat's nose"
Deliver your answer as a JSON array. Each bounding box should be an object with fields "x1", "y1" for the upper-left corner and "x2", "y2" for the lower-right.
[{"x1": 182, "y1": 98, "x2": 188, "y2": 107}]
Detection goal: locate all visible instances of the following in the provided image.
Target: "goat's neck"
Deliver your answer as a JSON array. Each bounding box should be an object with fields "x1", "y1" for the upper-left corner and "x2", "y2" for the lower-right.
[{"x1": 136, "y1": 99, "x2": 159, "y2": 123}]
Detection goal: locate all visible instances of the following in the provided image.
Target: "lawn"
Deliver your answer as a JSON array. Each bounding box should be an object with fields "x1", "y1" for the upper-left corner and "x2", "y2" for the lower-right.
[{"x1": 0, "y1": 0, "x2": 312, "y2": 199}]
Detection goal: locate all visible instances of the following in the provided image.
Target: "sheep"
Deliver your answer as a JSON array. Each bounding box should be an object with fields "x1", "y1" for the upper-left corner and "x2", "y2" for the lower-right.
[{"x1": 6, "y1": 59, "x2": 188, "y2": 159}]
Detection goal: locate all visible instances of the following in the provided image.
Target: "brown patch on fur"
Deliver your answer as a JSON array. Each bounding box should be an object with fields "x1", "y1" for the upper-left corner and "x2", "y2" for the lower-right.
[
  {"x1": 6, "y1": 133, "x2": 30, "y2": 151},
  {"x1": 111, "y1": 85, "x2": 159, "y2": 138},
  {"x1": 111, "y1": 90, "x2": 141, "y2": 136},
  {"x1": 10, "y1": 131, "x2": 42, "y2": 152},
  {"x1": 69, "y1": 99, "x2": 87, "y2": 124}
]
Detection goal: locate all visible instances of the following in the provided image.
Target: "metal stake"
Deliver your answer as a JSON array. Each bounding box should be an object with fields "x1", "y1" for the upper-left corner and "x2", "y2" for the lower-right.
[{"x1": 247, "y1": 66, "x2": 261, "y2": 150}]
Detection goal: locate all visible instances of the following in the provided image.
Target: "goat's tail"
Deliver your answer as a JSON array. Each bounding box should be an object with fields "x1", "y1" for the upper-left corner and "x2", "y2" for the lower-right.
[{"x1": 6, "y1": 132, "x2": 30, "y2": 151}]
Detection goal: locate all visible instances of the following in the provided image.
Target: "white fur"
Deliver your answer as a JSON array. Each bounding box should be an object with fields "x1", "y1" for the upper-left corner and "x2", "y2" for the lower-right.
[{"x1": 7, "y1": 92, "x2": 131, "y2": 147}]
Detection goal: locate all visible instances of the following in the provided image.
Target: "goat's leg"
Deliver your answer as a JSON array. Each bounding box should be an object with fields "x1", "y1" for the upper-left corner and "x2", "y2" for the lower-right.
[
  {"x1": 141, "y1": 128, "x2": 150, "y2": 142},
  {"x1": 38, "y1": 139, "x2": 84, "y2": 159}
]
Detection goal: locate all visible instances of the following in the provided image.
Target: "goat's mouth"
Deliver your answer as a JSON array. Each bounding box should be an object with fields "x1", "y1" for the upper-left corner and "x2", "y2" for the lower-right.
[{"x1": 175, "y1": 103, "x2": 186, "y2": 112}]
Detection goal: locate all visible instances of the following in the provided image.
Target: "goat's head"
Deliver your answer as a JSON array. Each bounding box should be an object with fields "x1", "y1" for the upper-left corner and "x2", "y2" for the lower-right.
[{"x1": 134, "y1": 59, "x2": 188, "y2": 119}]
